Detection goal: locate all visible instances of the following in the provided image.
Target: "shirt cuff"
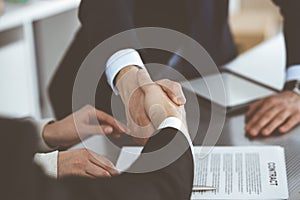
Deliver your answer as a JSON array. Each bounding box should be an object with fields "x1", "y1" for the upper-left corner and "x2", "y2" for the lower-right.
[
  {"x1": 106, "y1": 49, "x2": 145, "y2": 95},
  {"x1": 158, "y1": 117, "x2": 194, "y2": 156},
  {"x1": 286, "y1": 65, "x2": 300, "y2": 81},
  {"x1": 35, "y1": 118, "x2": 56, "y2": 152},
  {"x1": 33, "y1": 151, "x2": 58, "y2": 178}
]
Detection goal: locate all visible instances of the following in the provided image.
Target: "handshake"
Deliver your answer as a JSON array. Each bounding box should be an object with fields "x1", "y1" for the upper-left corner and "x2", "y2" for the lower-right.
[
  {"x1": 115, "y1": 66, "x2": 187, "y2": 145},
  {"x1": 41, "y1": 66, "x2": 187, "y2": 178}
]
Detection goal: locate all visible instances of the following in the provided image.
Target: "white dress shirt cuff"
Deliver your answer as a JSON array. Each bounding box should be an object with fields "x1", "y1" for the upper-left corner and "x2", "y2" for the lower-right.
[
  {"x1": 34, "y1": 151, "x2": 58, "y2": 178},
  {"x1": 35, "y1": 118, "x2": 56, "y2": 152},
  {"x1": 106, "y1": 49, "x2": 145, "y2": 95},
  {"x1": 158, "y1": 117, "x2": 194, "y2": 156},
  {"x1": 286, "y1": 65, "x2": 300, "y2": 82}
]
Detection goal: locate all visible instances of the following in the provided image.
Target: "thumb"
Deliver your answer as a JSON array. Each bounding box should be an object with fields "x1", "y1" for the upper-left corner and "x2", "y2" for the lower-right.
[{"x1": 137, "y1": 69, "x2": 155, "y2": 92}]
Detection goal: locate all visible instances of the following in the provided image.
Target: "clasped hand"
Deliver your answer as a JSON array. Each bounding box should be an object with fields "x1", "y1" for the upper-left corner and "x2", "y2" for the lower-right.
[{"x1": 115, "y1": 66, "x2": 187, "y2": 145}]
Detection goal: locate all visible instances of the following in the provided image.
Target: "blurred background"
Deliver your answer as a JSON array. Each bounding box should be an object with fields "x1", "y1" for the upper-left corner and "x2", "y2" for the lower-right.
[{"x1": 0, "y1": 0, "x2": 283, "y2": 119}]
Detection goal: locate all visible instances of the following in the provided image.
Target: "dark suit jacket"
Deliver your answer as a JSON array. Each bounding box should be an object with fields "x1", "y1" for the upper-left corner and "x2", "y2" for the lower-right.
[
  {"x1": 0, "y1": 117, "x2": 193, "y2": 200},
  {"x1": 49, "y1": 0, "x2": 300, "y2": 120}
]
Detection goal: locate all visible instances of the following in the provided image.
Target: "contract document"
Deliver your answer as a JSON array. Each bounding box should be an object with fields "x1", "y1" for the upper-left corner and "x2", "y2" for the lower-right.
[{"x1": 192, "y1": 146, "x2": 288, "y2": 200}]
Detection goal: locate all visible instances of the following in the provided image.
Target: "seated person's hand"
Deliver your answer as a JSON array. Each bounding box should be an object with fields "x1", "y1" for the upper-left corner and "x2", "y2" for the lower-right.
[
  {"x1": 115, "y1": 66, "x2": 186, "y2": 144},
  {"x1": 245, "y1": 91, "x2": 300, "y2": 136},
  {"x1": 58, "y1": 148, "x2": 119, "y2": 178},
  {"x1": 43, "y1": 105, "x2": 129, "y2": 148}
]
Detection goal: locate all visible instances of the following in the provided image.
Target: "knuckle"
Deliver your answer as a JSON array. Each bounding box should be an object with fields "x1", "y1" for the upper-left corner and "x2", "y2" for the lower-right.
[
  {"x1": 73, "y1": 158, "x2": 85, "y2": 169},
  {"x1": 86, "y1": 151, "x2": 94, "y2": 160},
  {"x1": 173, "y1": 82, "x2": 181, "y2": 88},
  {"x1": 170, "y1": 82, "x2": 180, "y2": 89},
  {"x1": 80, "y1": 149, "x2": 90, "y2": 158},
  {"x1": 295, "y1": 108, "x2": 300, "y2": 113},
  {"x1": 266, "y1": 99, "x2": 275, "y2": 104},
  {"x1": 277, "y1": 102, "x2": 285, "y2": 109},
  {"x1": 80, "y1": 148, "x2": 88, "y2": 154},
  {"x1": 160, "y1": 79, "x2": 169, "y2": 83},
  {"x1": 102, "y1": 171, "x2": 111, "y2": 177},
  {"x1": 256, "y1": 121, "x2": 265, "y2": 128},
  {"x1": 286, "y1": 122, "x2": 293, "y2": 127},
  {"x1": 84, "y1": 104, "x2": 93, "y2": 110},
  {"x1": 248, "y1": 104, "x2": 256, "y2": 109},
  {"x1": 264, "y1": 113, "x2": 273, "y2": 120},
  {"x1": 295, "y1": 115, "x2": 300, "y2": 121},
  {"x1": 277, "y1": 115, "x2": 287, "y2": 122},
  {"x1": 105, "y1": 161, "x2": 114, "y2": 169}
]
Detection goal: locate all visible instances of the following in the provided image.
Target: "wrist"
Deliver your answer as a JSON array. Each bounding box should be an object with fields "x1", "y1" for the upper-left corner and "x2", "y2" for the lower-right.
[
  {"x1": 43, "y1": 122, "x2": 61, "y2": 148},
  {"x1": 115, "y1": 66, "x2": 140, "y2": 102},
  {"x1": 149, "y1": 107, "x2": 183, "y2": 129},
  {"x1": 115, "y1": 66, "x2": 139, "y2": 85},
  {"x1": 283, "y1": 80, "x2": 300, "y2": 96}
]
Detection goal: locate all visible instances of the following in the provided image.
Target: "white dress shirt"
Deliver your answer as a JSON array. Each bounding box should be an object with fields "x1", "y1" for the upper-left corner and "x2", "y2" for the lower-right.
[
  {"x1": 286, "y1": 65, "x2": 300, "y2": 81},
  {"x1": 31, "y1": 118, "x2": 58, "y2": 178}
]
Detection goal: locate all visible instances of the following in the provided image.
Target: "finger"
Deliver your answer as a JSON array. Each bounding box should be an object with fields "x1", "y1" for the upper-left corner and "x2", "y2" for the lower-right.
[
  {"x1": 88, "y1": 150, "x2": 119, "y2": 176},
  {"x1": 247, "y1": 106, "x2": 284, "y2": 136},
  {"x1": 260, "y1": 110, "x2": 291, "y2": 136},
  {"x1": 112, "y1": 133, "x2": 121, "y2": 139},
  {"x1": 95, "y1": 109, "x2": 130, "y2": 134},
  {"x1": 245, "y1": 99, "x2": 264, "y2": 119},
  {"x1": 85, "y1": 163, "x2": 112, "y2": 178},
  {"x1": 83, "y1": 172, "x2": 96, "y2": 178},
  {"x1": 156, "y1": 79, "x2": 186, "y2": 105},
  {"x1": 85, "y1": 124, "x2": 113, "y2": 135},
  {"x1": 137, "y1": 69, "x2": 155, "y2": 92},
  {"x1": 245, "y1": 102, "x2": 275, "y2": 133},
  {"x1": 278, "y1": 114, "x2": 300, "y2": 133}
]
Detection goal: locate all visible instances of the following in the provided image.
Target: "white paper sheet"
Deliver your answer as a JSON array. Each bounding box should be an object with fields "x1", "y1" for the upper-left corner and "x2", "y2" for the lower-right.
[{"x1": 192, "y1": 146, "x2": 288, "y2": 200}]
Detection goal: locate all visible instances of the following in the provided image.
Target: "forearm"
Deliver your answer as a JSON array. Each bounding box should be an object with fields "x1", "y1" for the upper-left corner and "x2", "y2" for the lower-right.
[{"x1": 23, "y1": 118, "x2": 56, "y2": 152}]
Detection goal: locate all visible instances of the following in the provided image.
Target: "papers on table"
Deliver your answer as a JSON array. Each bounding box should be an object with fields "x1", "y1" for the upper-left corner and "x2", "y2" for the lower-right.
[{"x1": 192, "y1": 146, "x2": 288, "y2": 200}]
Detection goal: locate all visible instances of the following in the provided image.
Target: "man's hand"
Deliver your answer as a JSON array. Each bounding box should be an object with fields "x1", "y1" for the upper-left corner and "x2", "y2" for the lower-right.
[
  {"x1": 58, "y1": 148, "x2": 119, "y2": 178},
  {"x1": 43, "y1": 105, "x2": 129, "y2": 148},
  {"x1": 115, "y1": 66, "x2": 186, "y2": 144},
  {"x1": 245, "y1": 91, "x2": 300, "y2": 136},
  {"x1": 137, "y1": 69, "x2": 187, "y2": 128}
]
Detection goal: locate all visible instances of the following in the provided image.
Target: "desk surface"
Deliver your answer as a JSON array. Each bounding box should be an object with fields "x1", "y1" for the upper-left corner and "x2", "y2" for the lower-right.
[{"x1": 188, "y1": 102, "x2": 300, "y2": 200}]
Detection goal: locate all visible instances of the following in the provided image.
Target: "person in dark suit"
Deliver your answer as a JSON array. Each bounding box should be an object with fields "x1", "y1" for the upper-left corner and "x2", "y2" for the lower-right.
[
  {"x1": 49, "y1": 0, "x2": 300, "y2": 141},
  {"x1": 1, "y1": 70, "x2": 194, "y2": 200}
]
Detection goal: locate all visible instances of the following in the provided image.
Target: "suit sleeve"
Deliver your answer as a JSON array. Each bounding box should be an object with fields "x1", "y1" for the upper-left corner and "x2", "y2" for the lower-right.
[
  {"x1": 0, "y1": 118, "x2": 193, "y2": 200},
  {"x1": 273, "y1": 0, "x2": 300, "y2": 67},
  {"x1": 60, "y1": 128, "x2": 194, "y2": 200},
  {"x1": 49, "y1": 0, "x2": 137, "y2": 119}
]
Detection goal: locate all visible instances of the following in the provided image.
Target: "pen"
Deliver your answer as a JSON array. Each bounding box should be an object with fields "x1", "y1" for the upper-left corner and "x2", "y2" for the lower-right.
[{"x1": 193, "y1": 185, "x2": 216, "y2": 191}]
